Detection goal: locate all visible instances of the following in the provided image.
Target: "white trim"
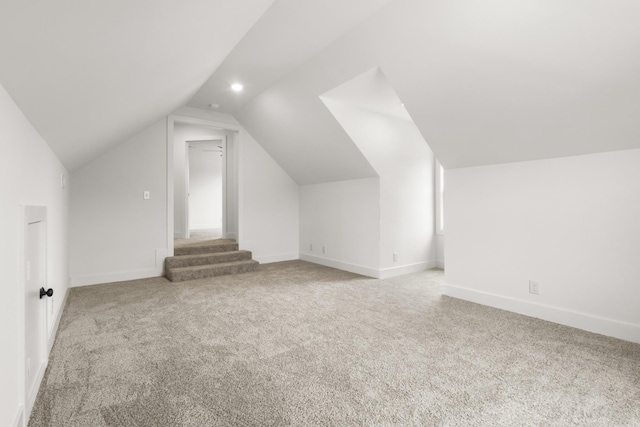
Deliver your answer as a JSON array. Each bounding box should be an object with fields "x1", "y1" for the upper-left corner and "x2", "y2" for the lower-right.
[
  {"x1": 12, "y1": 406, "x2": 24, "y2": 427},
  {"x1": 436, "y1": 260, "x2": 445, "y2": 269},
  {"x1": 378, "y1": 261, "x2": 436, "y2": 279},
  {"x1": 254, "y1": 253, "x2": 299, "y2": 264},
  {"x1": 166, "y1": 117, "x2": 174, "y2": 257},
  {"x1": 443, "y1": 284, "x2": 640, "y2": 344},
  {"x1": 300, "y1": 253, "x2": 379, "y2": 278},
  {"x1": 226, "y1": 232, "x2": 238, "y2": 241},
  {"x1": 71, "y1": 268, "x2": 161, "y2": 287},
  {"x1": 434, "y1": 159, "x2": 444, "y2": 236}
]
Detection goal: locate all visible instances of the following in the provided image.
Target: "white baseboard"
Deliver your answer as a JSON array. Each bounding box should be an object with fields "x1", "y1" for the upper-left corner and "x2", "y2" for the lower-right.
[
  {"x1": 436, "y1": 260, "x2": 445, "y2": 269},
  {"x1": 13, "y1": 406, "x2": 23, "y2": 427},
  {"x1": 379, "y1": 261, "x2": 436, "y2": 279},
  {"x1": 254, "y1": 253, "x2": 299, "y2": 264},
  {"x1": 443, "y1": 284, "x2": 640, "y2": 344},
  {"x1": 300, "y1": 253, "x2": 379, "y2": 278},
  {"x1": 71, "y1": 268, "x2": 161, "y2": 287}
]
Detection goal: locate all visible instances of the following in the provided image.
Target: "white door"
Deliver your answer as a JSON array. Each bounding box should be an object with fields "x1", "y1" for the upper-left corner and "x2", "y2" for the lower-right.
[{"x1": 25, "y1": 215, "x2": 47, "y2": 416}]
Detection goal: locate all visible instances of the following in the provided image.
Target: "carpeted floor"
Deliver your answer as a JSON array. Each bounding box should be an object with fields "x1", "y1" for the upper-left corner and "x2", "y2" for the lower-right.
[{"x1": 29, "y1": 262, "x2": 640, "y2": 426}]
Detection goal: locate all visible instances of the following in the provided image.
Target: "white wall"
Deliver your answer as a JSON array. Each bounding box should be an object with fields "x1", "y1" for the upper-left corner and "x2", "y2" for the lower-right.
[
  {"x1": 444, "y1": 149, "x2": 640, "y2": 343},
  {"x1": 188, "y1": 143, "x2": 223, "y2": 230},
  {"x1": 70, "y1": 120, "x2": 168, "y2": 286},
  {"x1": 299, "y1": 178, "x2": 380, "y2": 276},
  {"x1": 0, "y1": 82, "x2": 69, "y2": 427},
  {"x1": 321, "y1": 97, "x2": 436, "y2": 277},
  {"x1": 238, "y1": 131, "x2": 299, "y2": 263}
]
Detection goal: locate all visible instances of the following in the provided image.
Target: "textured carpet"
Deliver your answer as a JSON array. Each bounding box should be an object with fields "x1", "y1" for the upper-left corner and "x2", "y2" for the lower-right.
[{"x1": 29, "y1": 262, "x2": 640, "y2": 426}]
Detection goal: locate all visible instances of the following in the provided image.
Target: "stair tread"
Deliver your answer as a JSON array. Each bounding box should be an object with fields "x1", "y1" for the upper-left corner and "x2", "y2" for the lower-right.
[{"x1": 169, "y1": 250, "x2": 251, "y2": 260}]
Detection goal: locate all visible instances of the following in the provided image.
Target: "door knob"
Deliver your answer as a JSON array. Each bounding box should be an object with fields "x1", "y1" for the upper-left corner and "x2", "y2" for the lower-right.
[{"x1": 39, "y1": 287, "x2": 53, "y2": 299}]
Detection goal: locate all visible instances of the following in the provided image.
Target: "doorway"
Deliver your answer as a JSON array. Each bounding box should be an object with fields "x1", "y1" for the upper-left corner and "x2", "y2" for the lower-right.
[
  {"x1": 185, "y1": 138, "x2": 225, "y2": 239},
  {"x1": 24, "y1": 206, "x2": 49, "y2": 419}
]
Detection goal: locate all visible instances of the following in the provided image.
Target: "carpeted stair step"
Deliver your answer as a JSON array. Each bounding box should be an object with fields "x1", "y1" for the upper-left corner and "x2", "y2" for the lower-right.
[
  {"x1": 166, "y1": 259, "x2": 259, "y2": 282},
  {"x1": 165, "y1": 250, "x2": 253, "y2": 269},
  {"x1": 174, "y1": 240, "x2": 239, "y2": 256}
]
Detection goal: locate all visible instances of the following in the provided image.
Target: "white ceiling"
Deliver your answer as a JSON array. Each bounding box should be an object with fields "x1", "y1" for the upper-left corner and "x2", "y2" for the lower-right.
[
  {"x1": 321, "y1": 67, "x2": 411, "y2": 122},
  {"x1": 1, "y1": 0, "x2": 639, "y2": 178},
  {"x1": 0, "y1": 0, "x2": 273, "y2": 171},
  {"x1": 232, "y1": 0, "x2": 640, "y2": 183},
  {"x1": 187, "y1": 0, "x2": 395, "y2": 113}
]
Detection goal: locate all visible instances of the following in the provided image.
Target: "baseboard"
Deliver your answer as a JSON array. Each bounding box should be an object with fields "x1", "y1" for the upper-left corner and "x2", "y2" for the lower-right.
[
  {"x1": 225, "y1": 232, "x2": 238, "y2": 240},
  {"x1": 379, "y1": 261, "x2": 436, "y2": 279},
  {"x1": 13, "y1": 406, "x2": 24, "y2": 427},
  {"x1": 300, "y1": 253, "x2": 379, "y2": 278},
  {"x1": 443, "y1": 284, "x2": 640, "y2": 344},
  {"x1": 254, "y1": 253, "x2": 299, "y2": 264},
  {"x1": 436, "y1": 259, "x2": 445, "y2": 269},
  {"x1": 71, "y1": 268, "x2": 161, "y2": 287}
]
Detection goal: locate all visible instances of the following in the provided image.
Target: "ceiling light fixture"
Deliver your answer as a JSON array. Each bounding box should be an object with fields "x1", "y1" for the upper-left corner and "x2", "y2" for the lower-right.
[{"x1": 231, "y1": 83, "x2": 244, "y2": 92}]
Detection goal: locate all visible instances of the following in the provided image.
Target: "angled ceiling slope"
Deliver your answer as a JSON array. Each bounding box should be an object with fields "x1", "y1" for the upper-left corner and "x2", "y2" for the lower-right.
[
  {"x1": 188, "y1": 0, "x2": 395, "y2": 114},
  {"x1": 0, "y1": 0, "x2": 274, "y2": 171},
  {"x1": 229, "y1": 0, "x2": 640, "y2": 174}
]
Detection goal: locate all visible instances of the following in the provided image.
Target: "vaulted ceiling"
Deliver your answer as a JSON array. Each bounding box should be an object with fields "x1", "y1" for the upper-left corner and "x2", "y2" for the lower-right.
[
  {"x1": 0, "y1": 0, "x2": 274, "y2": 171},
  {"x1": 1, "y1": 0, "x2": 639, "y2": 180}
]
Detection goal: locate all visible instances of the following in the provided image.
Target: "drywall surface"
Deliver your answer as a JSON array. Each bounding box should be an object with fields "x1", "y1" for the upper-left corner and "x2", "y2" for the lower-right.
[
  {"x1": 299, "y1": 178, "x2": 380, "y2": 276},
  {"x1": 0, "y1": 82, "x2": 69, "y2": 427},
  {"x1": 188, "y1": 144, "x2": 223, "y2": 229},
  {"x1": 445, "y1": 149, "x2": 640, "y2": 343},
  {"x1": 173, "y1": 123, "x2": 228, "y2": 237},
  {"x1": 321, "y1": 85, "x2": 436, "y2": 276},
  {"x1": 235, "y1": 0, "x2": 640, "y2": 179},
  {"x1": 238, "y1": 131, "x2": 299, "y2": 263},
  {"x1": 70, "y1": 120, "x2": 167, "y2": 286}
]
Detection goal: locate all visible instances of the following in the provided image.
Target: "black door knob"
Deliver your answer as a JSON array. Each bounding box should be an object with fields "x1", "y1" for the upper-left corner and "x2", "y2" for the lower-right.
[{"x1": 39, "y1": 287, "x2": 53, "y2": 299}]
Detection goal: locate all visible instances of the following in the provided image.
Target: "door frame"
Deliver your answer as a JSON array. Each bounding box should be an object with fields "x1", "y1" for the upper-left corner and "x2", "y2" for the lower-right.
[{"x1": 22, "y1": 205, "x2": 49, "y2": 423}]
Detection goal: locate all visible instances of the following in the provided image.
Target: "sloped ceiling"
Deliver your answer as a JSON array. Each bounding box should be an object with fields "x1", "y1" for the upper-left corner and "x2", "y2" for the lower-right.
[
  {"x1": 2, "y1": 0, "x2": 639, "y2": 176},
  {"x1": 211, "y1": 0, "x2": 640, "y2": 182},
  {"x1": 188, "y1": 0, "x2": 395, "y2": 113},
  {"x1": 0, "y1": 0, "x2": 274, "y2": 171}
]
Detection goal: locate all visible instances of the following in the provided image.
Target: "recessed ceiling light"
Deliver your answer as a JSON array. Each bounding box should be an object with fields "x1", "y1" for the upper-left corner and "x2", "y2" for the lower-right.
[
  {"x1": 208, "y1": 103, "x2": 220, "y2": 109},
  {"x1": 231, "y1": 83, "x2": 244, "y2": 92}
]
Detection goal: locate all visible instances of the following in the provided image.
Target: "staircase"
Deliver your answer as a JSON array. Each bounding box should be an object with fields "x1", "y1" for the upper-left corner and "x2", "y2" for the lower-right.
[{"x1": 165, "y1": 239, "x2": 259, "y2": 282}]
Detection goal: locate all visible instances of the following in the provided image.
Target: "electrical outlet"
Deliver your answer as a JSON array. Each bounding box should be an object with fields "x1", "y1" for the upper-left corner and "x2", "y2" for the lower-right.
[
  {"x1": 309, "y1": 244, "x2": 313, "y2": 251},
  {"x1": 143, "y1": 191, "x2": 150, "y2": 200},
  {"x1": 322, "y1": 246, "x2": 326, "y2": 254},
  {"x1": 393, "y1": 253, "x2": 398, "y2": 262},
  {"x1": 529, "y1": 280, "x2": 539, "y2": 295}
]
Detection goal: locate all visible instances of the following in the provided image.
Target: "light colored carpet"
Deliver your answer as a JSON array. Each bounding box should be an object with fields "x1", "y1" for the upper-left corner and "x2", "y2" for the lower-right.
[{"x1": 29, "y1": 262, "x2": 640, "y2": 426}]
